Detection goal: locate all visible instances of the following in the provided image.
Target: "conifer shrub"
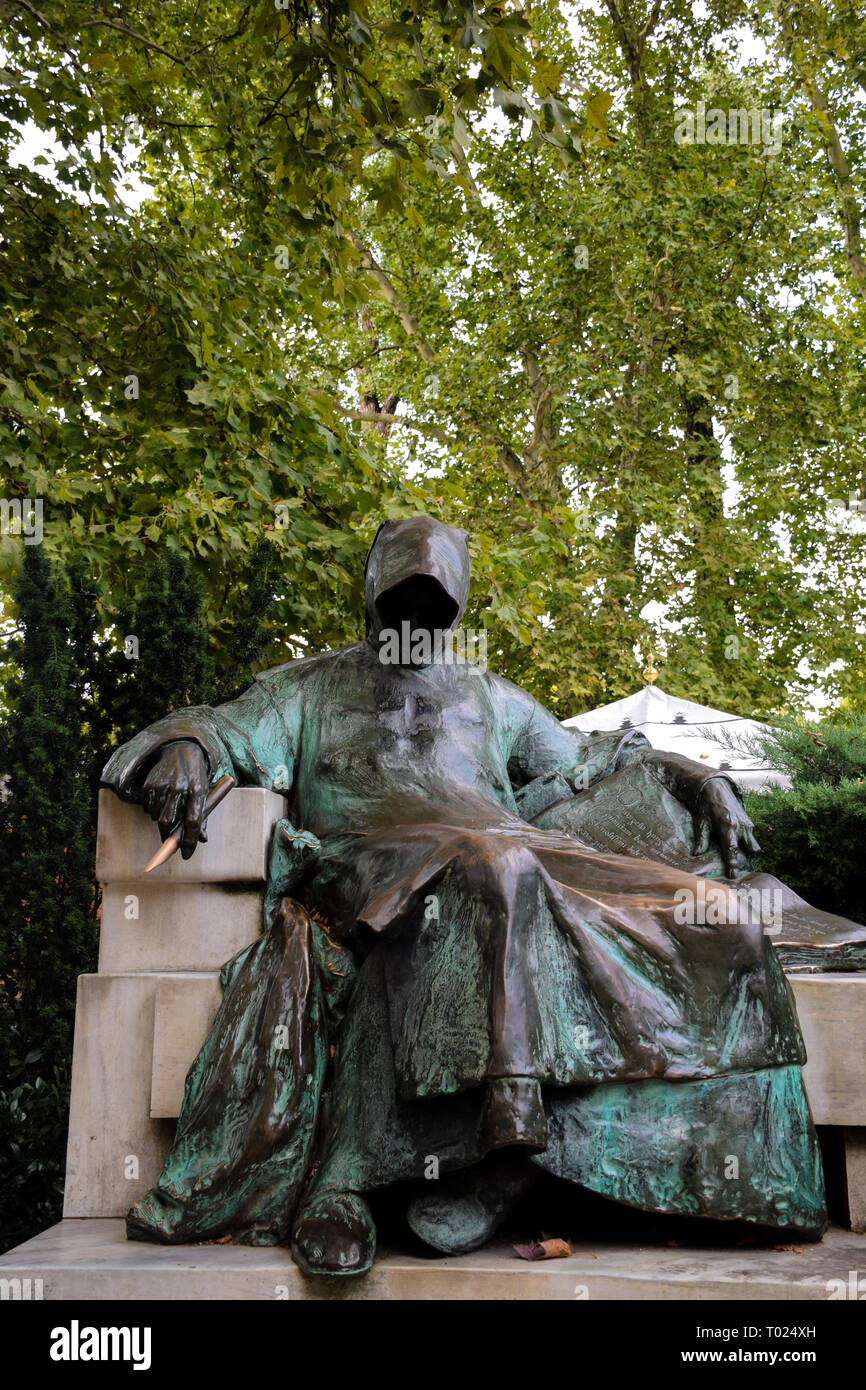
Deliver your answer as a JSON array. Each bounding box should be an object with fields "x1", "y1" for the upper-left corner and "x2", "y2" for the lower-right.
[{"x1": 744, "y1": 716, "x2": 866, "y2": 924}]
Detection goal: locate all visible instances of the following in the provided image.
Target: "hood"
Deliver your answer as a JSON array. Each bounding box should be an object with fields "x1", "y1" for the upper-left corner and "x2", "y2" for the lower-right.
[{"x1": 364, "y1": 516, "x2": 471, "y2": 650}]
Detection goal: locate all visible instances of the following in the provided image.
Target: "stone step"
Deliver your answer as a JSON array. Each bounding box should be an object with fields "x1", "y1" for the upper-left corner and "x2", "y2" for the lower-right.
[{"x1": 1, "y1": 1219, "x2": 864, "y2": 1302}]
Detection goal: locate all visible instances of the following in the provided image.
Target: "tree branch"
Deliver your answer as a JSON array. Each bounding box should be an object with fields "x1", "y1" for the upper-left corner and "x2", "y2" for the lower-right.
[
  {"x1": 450, "y1": 136, "x2": 560, "y2": 479},
  {"x1": 331, "y1": 401, "x2": 452, "y2": 444},
  {"x1": 346, "y1": 220, "x2": 553, "y2": 512},
  {"x1": 777, "y1": 8, "x2": 866, "y2": 300},
  {"x1": 346, "y1": 231, "x2": 436, "y2": 362}
]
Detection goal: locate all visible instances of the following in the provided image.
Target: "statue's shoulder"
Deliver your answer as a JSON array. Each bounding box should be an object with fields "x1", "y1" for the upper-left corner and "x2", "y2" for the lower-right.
[
  {"x1": 253, "y1": 644, "x2": 366, "y2": 689},
  {"x1": 480, "y1": 668, "x2": 538, "y2": 713}
]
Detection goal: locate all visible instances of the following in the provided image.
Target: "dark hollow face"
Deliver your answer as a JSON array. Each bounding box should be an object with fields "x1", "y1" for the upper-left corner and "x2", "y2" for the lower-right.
[{"x1": 375, "y1": 574, "x2": 460, "y2": 639}]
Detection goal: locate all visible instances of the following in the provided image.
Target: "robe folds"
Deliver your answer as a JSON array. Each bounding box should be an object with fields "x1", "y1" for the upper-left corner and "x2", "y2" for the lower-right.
[{"x1": 103, "y1": 520, "x2": 831, "y2": 1246}]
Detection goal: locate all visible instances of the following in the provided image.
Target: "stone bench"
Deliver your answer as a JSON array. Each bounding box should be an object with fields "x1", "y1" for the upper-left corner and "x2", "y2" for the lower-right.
[
  {"x1": 63, "y1": 789, "x2": 285, "y2": 1221},
  {"x1": 62, "y1": 790, "x2": 866, "y2": 1233}
]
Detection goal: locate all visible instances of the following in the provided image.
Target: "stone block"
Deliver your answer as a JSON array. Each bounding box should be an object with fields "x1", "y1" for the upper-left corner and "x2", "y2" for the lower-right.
[
  {"x1": 2, "y1": 1219, "x2": 866, "y2": 1301},
  {"x1": 95, "y1": 787, "x2": 286, "y2": 885},
  {"x1": 99, "y1": 882, "x2": 261, "y2": 974},
  {"x1": 63, "y1": 972, "x2": 217, "y2": 1218},
  {"x1": 844, "y1": 1128, "x2": 866, "y2": 1234},
  {"x1": 150, "y1": 975, "x2": 222, "y2": 1119},
  {"x1": 789, "y1": 974, "x2": 866, "y2": 1126}
]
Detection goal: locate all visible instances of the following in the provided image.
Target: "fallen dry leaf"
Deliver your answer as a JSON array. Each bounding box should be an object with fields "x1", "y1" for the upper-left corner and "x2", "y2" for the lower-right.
[
  {"x1": 513, "y1": 1238, "x2": 573, "y2": 1261},
  {"x1": 771, "y1": 1244, "x2": 802, "y2": 1254}
]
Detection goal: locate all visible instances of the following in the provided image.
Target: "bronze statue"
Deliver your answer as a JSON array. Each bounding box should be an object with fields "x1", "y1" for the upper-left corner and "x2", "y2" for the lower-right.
[{"x1": 103, "y1": 515, "x2": 861, "y2": 1276}]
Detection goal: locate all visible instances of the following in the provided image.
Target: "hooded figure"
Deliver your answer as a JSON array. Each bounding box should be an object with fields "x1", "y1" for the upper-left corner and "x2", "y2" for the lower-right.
[{"x1": 102, "y1": 516, "x2": 839, "y2": 1276}]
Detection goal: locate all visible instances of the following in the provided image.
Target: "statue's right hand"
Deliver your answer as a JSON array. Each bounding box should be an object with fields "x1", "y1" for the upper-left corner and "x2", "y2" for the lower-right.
[{"x1": 141, "y1": 741, "x2": 209, "y2": 860}]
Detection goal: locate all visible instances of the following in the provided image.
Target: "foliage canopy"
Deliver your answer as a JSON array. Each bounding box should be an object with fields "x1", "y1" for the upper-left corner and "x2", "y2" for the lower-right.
[{"x1": 1, "y1": 1, "x2": 865, "y2": 714}]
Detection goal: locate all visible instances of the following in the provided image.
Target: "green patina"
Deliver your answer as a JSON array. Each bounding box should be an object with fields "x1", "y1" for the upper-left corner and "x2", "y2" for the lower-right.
[{"x1": 104, "y1": 518, "x2": 852, "y2": 1268}]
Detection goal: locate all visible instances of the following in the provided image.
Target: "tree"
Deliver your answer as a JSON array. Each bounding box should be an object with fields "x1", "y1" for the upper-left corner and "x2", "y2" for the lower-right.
[
  {"x1": 2, "y1": 0, "x2": 863, "y2": 721},
  {"x1": 0, "y1": 547, "x2": 99, "y2": 1251},
  {"x1": 1, "y1": 0, "x2": 578, "y2": 667},
  {"x1": 745, "y1": 713, "x2": 866, "y2": 923},
  {"x1": 111, "y1": 551, "x2": 215, "y2": 745},
  {"x1": 212, "y1": 536, "x2": 284, "y2": 701},
  {"x1": 309, "y1": 0, "x2": 866, "y2": 714}
]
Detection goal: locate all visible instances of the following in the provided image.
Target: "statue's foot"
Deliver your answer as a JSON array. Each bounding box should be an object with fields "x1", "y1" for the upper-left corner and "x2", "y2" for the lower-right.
[
  {"x1": 407, "y1": 1153, "x2": 535, "y2": 1255},
  {"x1": 291, "y1": 1191, "x2": 376, "y2": 1278},
  {"x1": 126, "y1": 1192, "x2": 178, "y2": 1244},
  {"x1": 482, "y1": 1075, "x2": 548, "y2": 1150}
]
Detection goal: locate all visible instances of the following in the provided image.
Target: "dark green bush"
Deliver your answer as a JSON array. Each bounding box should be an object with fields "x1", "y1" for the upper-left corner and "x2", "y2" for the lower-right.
[
  {"x1": 744, "y1": 715, "x2": 866, "y2": 924},
  {"x1": 0, "y1": 545, "x2": 279, "y2": 1254},
  {"x1": 0, "y1": 547, "x2": 99, "y2": 1254},
  {"x1": 0, "y1": 1060, "x2": 71, "y2": 1251}
]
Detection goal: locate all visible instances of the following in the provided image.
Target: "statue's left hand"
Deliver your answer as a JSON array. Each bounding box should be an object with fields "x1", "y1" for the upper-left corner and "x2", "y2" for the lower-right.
[{"x1": 693, "y1": 778, "x2": 761, "y2": 879}]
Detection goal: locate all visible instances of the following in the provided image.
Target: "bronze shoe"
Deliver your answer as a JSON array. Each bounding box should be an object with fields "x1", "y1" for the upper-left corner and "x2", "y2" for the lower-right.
[
  {"x1": 291, "y1": 1190, "x2": 376, "y2": 1277},
  {"x1": 407, "y1": 1152, "x2": 535, "y2": 1255}
]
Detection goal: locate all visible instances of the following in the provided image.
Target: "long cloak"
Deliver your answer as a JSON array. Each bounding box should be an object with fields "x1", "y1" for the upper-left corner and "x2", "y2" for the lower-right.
[{"x1": 103, "y1": 518, "x2": 832, "y2": 1244}]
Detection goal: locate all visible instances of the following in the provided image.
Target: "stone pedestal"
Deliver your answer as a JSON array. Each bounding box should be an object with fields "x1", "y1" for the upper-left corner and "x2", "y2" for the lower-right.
[
  {"x1": 2, "y1": 1219, "x2": 865, "y2": 1301},
  {"x1": 63, "y1": 788, "x2": 285, "y2": 1219}
]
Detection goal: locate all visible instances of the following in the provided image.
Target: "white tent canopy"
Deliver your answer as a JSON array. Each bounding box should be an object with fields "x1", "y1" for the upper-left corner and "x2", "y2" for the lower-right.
[{"x1": 562, "y1": 685, "x2": 790, "y2": 792}]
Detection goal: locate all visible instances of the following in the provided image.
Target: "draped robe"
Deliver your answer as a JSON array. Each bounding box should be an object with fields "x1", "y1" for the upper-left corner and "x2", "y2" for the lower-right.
[{"x1": 102, "y1": 519, "x2": 831, "y2": 1245}]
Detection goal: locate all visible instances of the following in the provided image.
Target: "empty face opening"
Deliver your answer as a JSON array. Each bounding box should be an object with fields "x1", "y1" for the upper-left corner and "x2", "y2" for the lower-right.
[{"x1": 375, "y1": 574, "x2": 459, "y2": 637}]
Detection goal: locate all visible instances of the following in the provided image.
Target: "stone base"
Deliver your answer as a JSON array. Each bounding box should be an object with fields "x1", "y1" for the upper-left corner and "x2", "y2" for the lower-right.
[{"x1": 2, "y1": 1220, "x2": 865, "y2": 1301}]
